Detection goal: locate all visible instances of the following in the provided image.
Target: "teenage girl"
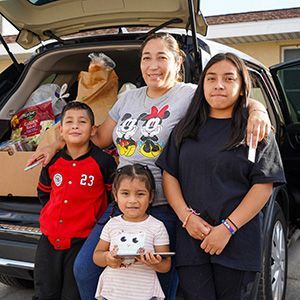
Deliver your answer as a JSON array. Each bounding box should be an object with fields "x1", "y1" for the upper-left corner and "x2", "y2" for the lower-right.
[
  {"x1": 93, "y1": 164, "x2": 171, "y2": 300},
  {"x1": 157, "y1": 53, "x2": 286, "y2": 300}
]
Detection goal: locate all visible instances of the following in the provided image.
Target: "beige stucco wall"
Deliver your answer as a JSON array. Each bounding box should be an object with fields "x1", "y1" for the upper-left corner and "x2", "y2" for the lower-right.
[{"x1": 227, "y1": 39, "x2": 300, "y2": 67}]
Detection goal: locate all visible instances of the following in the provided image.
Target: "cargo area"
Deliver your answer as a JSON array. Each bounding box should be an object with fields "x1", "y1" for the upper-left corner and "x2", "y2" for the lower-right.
[
  {"x1": 0, "y1": 41, "x2": 144, "y2": 198},
  {"x1": 0, "y1": 40, "x2": 147, "y2": 284}
]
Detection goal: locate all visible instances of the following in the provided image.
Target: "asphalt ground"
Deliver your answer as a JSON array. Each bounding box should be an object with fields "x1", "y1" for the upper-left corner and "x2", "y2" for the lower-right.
[{"x1": 0, "y1": 238, "x2": 299, "y2": 299}]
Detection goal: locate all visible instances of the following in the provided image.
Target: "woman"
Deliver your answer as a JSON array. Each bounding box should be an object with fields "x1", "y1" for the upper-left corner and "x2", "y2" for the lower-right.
[
  {"x1": 28, "y1": 34, "x2": 271, "y2": 300},
  {"x1": 156, "y1": 53, "x2": 285, "y2": 300}
]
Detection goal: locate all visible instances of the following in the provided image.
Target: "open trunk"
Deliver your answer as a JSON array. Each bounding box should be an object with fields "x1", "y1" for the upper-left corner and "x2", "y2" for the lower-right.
[
  {"x1": 0, "y1": 30, "x2": 200, "y2": 227},
  {"x1": 0, "y1": 38, "x2": 145, "y2": 194},
  {"x1": 0, "y1": 37, "x2": 150, "y2": 281}
]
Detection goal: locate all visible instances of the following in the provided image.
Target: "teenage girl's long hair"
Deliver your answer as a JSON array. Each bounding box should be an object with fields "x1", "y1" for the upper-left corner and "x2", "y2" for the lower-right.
[{"x1": 173, "y1": 52, "x2": 252, "y2": 150}]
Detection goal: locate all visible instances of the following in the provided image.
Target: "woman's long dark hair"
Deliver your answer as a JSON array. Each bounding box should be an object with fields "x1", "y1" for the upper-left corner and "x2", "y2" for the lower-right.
[{"x1": 173, "y1": 52, "x2": 252, "y2": 150}]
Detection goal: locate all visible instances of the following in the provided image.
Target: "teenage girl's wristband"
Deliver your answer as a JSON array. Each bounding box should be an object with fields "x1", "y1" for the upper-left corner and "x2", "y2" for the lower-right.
[
  {"x1": 227, "y1": 217, "x2": 239, "y2": 231},
  {"x1": 221, "y1": 219, "x2": 236, "y2": 235}
]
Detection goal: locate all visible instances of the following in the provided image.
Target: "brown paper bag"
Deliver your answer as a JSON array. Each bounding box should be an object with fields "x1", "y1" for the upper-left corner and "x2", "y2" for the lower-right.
[{"x1": 76, "y1": 67, "x2": 118, "y2": 125}]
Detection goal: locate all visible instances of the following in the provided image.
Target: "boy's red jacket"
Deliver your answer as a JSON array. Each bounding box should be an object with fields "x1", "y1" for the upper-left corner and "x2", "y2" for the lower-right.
[{"x1": 37, "y1": 143, "x2": 116, "y2": 250}]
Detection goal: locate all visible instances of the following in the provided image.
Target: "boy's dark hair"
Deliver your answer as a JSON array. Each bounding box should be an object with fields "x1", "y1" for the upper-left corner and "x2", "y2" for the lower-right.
[
  {"x1": 61, "y1": 101, "x2": 95, "y2": 126},
  {"x1": 174, "y1": 52, "x2": 251, "y2": 150}
]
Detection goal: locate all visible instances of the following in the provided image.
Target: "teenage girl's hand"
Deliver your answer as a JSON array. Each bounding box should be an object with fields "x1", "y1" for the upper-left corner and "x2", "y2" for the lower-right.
[
  {"x1": 105, "y1": 250, "x2": 123, "y2": 268},
  {"x1": 200, "y1": 224, "x2": 232, "y2": 255},
  {"x1": 185, "y1": 214, "x2": 212, "y2": 241}
]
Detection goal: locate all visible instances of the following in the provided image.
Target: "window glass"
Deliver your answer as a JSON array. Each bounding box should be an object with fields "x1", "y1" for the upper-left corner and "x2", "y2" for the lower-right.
[
  {"x1": 250, "y1": 71, "x2": 280, "y2": 129},
  {"x1": 277, "y1": 65, "x2": 300, "y2": 122},
  {"x1": 27, "y1": 0, "x2": 58, "y2": 5},
  {"x1": 284, "y1": 48, "x2": 300, "y2": 62},
  {"x1": 277, "y1": 48, "x2": 300, "y2": 122}
]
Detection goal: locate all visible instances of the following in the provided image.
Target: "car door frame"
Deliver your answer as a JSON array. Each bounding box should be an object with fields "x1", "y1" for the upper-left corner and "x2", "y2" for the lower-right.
[{"x1": 270, "y1": 59, "x2": 300, "y2": 219}]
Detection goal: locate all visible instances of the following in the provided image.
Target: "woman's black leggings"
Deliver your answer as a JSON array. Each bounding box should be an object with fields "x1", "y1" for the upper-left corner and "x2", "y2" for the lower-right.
[{"x1": 177, "y1": 263, "x2": 257, "y2": 300}]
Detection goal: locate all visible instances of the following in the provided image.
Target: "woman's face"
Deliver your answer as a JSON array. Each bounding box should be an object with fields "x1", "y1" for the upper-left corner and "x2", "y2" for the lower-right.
[
  {"x1": 204, "y1": 60, "x2": 243, "y2": 118},
  {"x1": 140, "y1": 38, "x2": 180, "y2": 97}
]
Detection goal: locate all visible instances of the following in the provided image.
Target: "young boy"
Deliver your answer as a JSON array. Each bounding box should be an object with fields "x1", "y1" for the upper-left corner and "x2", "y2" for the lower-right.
[{"x1": 34, "y1": 101, "x2": 116, "y2": 300}]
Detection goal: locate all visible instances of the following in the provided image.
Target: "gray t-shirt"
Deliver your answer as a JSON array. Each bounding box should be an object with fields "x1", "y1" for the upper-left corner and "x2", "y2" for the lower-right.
[{"x1": 109, "y1": 83, "x2": 196, "y2": 205}]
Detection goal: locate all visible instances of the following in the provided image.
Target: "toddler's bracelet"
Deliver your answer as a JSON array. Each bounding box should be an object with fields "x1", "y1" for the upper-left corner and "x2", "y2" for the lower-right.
[
  {"x1": 221, "y1": 219, "x2": 236, "y2": 235},
  {"x1": 182, "y1": 207, "x2": 200, "y2": 228},
  {"x1": 249, "y1": 109, "x2": 267, "y2": 115}
]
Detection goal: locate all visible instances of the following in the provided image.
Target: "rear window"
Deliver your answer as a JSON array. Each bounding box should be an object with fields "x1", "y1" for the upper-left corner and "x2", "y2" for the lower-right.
[{"x1": 27, "y1": 0, "x2": 58, "y2": 5}]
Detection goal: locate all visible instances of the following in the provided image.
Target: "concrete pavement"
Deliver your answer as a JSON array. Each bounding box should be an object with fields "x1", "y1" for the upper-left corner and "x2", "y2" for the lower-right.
[
  {"x1": 286, "y1": 237, "x2": 300, "y2": 300},
  {"x1": 0, "y1": 239, "x2": 299, "y2": 299}
]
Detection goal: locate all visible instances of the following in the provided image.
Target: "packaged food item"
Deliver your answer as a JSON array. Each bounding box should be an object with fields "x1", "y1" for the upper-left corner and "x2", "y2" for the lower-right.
[
  {"x1": 10, "y1": 100, "x2": 55, "y2": 148},
  {"x1": 23, "y1": 83, "x2": 69, "y2": 122},
  {"x1": 0, "y1": 138, "x2": 34, "y2": 155}
]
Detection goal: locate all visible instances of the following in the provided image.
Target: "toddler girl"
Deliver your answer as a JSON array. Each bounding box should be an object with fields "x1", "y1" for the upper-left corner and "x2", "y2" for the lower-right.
[{"x1": 93, "y1": 164, "x2": 171, "y2": 300}]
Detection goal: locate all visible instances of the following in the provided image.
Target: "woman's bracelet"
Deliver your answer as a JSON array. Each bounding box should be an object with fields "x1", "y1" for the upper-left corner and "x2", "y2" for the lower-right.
[
  {"x1": 182, "y1": 212, "x2": 193, "y2": 228},
  {"x1": 182, "y1": 207, "x2": 200, "y2": 228},
  {"x1": 249, "y1": 108, "x2": 267, "y2": 115},
  {"x1": 227, "y1": 217, "x2": 239, "y2": 231},
  {"x1": 221, "y1": 219, "x2": 236, "y2": 235}
]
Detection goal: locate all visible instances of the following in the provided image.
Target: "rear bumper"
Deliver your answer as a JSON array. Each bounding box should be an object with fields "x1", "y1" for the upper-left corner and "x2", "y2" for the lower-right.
[
  {"x1": 0, "y1": 224, "x2": 40, "y2": 280},
  {"x1": 0, "y1": 258, "x2": 34, "y2": 270}
]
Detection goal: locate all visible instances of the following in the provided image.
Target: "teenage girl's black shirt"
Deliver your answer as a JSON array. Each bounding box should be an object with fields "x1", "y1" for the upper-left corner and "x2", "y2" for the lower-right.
[{"x1": 156, "y1": 117, "x2": 286, "y2": 272}]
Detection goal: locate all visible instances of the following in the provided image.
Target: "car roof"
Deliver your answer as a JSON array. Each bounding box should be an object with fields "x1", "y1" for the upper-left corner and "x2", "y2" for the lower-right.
[{"x1": 0, "y1": 0, "x2": 207, "y2": 49}]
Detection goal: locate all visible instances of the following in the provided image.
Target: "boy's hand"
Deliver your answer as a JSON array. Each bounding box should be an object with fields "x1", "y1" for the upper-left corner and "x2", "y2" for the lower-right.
[{"x1": 200, "y1": 224, "x2": 232, "y2": 255}]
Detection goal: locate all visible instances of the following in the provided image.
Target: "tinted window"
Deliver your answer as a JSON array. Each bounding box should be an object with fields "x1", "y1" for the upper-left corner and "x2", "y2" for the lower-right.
[
  {"x1": 27, "y1": 0, "x2": 57, "y2": 5},
  {"x1": 277, "y1": 65, "x2": 300, "y2": 122}
]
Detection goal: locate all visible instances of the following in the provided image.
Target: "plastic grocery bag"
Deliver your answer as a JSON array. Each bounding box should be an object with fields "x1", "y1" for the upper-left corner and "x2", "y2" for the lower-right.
[{"x1": 23, "y1": 83, "x2": 69, "y2": 120}]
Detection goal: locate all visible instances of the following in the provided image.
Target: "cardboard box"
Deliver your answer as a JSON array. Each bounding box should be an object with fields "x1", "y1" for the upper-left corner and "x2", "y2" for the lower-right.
[{"x1": 0, "y1": 151, "x2": 41, "y2": 197}]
